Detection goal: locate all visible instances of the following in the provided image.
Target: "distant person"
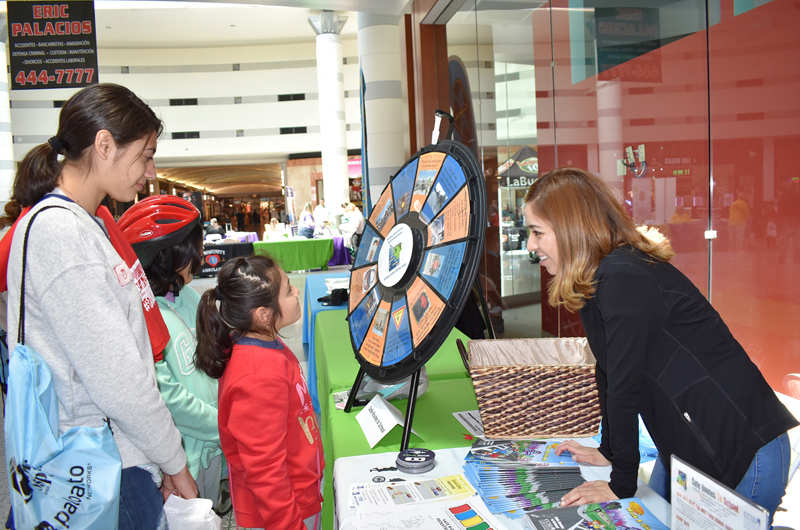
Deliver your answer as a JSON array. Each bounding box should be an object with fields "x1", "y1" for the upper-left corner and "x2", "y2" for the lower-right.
[
  {"x1": 778, "y1": 180, "x2": 800, "y2": 263},
  {"x1": 524, "y1": 168, "x2": 796, "y2": 525},
  {"x1": 728, "y1": 192, "x2": 750, "y2": 251},
  {"x1": 299, "y1": 203, "x2": 316, "y2": 239},
  {"x1": 314, "y1": 199, "x2": 331, "y2": 226},
  {"x1": 252, "y1": 208, "x2": 261, "y2": 231},
  {"x1": 194, "y1": 255, "x2": 324, "y2": 529},
  {"x1": 206, "y1": 218, "x2": 226, "y2": 237},
  {"x1": 668, "y1": 206, "x2": 692, "y2": 224},
  {"x1": 236, "y1": 209, "x2": 246, "y2": 232},
  {"x1": 340, "y1": 203, "x2": 365, "y2": 257},
  {"x1": 764, "y1": 201, "x2": 778, "y2": 249}
]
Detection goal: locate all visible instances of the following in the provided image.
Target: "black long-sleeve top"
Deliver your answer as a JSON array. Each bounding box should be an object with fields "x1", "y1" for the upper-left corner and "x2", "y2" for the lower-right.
[{"x1": 579, "y1": 246, "x2": 797, "y2": 498}]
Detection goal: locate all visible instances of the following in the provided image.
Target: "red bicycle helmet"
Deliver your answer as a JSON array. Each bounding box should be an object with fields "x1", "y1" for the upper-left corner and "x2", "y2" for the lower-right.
[{"x1": 118, "y1": 195, "x2": 201, "y2": 269}]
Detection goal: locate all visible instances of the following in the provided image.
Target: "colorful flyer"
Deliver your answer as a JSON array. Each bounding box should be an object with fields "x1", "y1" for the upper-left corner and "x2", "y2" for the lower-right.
[
  {"x1": 392, "y1": 159, "x2": 418, "y2": 219},
  {"x1": 383, "y1": 299, "x2": 413, "y2": 366},
  {"x1": 354, "y1": 226, "x2": 383, "y2": 267},
  {"x1": 369, "y1": 186, "x2": 396, "y2": 237},
  {"x1": 351, "y1": 287, "x2": 381, "y2": 349},
  {"x1": 420, "y1": 156, "x2": 466, "y2": 223},
  {"x1": 407, "y1": 276, "x2": 445, "y2": 347},
  {"x1": 354, "y1": 497, "x2": 504, "y2": 530},
  {"x1": 349, "y1": 265, "x2": 377, "y2": 313},
  {"x1": 360, "y1": 300, "x2": 392, "y2": 366},
  {"x1": 428, "y1": 186, "x2": 469, "y2": 246},
  {"x1": 420, "y1": 241, "x2": 467, "y2": 299},
  {"x1": 411, "y1": 152, "x2": 445, "y2": 213}
]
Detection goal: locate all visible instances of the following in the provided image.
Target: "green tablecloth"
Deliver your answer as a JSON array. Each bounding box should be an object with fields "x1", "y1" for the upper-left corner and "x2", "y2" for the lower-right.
[
  {"x1": 253, "y1": 238, "x2": 333, "y2": 272},
  {"x1": 313, "y1": 309, "x2": 475, "y2": 528}
]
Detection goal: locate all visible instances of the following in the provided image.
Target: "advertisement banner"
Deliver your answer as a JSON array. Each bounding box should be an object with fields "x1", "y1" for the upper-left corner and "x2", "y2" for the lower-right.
[{"x1": 8, "y1": 1, "x2": 99, "y2": 90}]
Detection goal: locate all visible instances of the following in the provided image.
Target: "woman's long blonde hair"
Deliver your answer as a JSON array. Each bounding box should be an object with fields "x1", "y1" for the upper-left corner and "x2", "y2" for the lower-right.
[{"x1": 525, "y1": 167, "x2": 674, "y2": 312}]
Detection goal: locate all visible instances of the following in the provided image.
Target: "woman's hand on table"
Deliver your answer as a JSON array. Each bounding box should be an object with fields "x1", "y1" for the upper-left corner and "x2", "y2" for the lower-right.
[
  {"x1": 560, "y1": 481, "x2": 618, "y2": 507},
  {"x1": 554, "y1": 440, "x2": 611, "y2": 466}
]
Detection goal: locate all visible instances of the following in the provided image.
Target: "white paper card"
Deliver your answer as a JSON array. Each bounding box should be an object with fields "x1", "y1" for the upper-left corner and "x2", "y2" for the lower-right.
[
  {"x1": 452, "y1": 410, "x2": 484, "y2": 437},
  {"x1": 670, "y1": 455, "x2": 769, "y2": 530},
  {"x1": 355, "y1": 394, "x2": 420, "y2": 448}
]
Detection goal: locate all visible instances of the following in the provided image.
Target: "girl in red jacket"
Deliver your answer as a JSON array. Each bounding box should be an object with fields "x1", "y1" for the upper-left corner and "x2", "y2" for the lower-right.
[{"x1": 195, "y1": 255, "x2": 324, "y2": 529}]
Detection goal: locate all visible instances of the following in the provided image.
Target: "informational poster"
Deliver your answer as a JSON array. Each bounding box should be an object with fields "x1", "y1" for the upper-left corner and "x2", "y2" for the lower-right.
[
  {"x1": 392, "y1": 159, "x2": 418, "y2": 220},
  {"x1": 383, "y1": 299, "x2": 413, "y2": 365},
  {"x1": 407, "y1": 277, "x2": 445, "y2": 347},
  {"x1": 354, "y1": 226, "x2": 383, "y2": 268},
  {"x1": 369, "y1": 187, "x2": 396, "y2": 237},
  {"x1": 360, "y1": 300, "x2": 392, "y2": 365},
  {"x1": 8, "y1": 0, "x2": 99, "y2": 90},
  {"x1": 411, "y1": 152, "x2": 445, "y2": 213},
  {"x1": 351, "y1": 287, "x2": 381, "y2": 349},
  {"x1": 420, "y1": 241, "x2": 466, "y2": 299},
  {"x1": 670, "y1": 455, "x2": 768, "y2": 530},
  {"x1": 428, "y1": 186, "x2": 470, "y2": 246},
  {"x1": 349, "y1": 265, "x2": 377, "y2": 313},
  {"x1": 420, "y1": 156, "x2": 467, "y2": 223}
]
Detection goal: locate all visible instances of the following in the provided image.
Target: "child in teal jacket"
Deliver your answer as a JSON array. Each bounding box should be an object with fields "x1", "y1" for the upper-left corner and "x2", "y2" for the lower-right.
[{"x1": 119, "y1": 196, "x2": 226, "y2": 510}]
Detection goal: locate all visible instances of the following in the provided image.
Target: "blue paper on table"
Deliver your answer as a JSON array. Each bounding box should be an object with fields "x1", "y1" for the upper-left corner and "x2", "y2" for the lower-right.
[
  {"x1": 592, "y1": 415, "x2": 659, "y2": 463},
  {"x1": 4, "y1": 345, "x2": 122, "y2": 529}
]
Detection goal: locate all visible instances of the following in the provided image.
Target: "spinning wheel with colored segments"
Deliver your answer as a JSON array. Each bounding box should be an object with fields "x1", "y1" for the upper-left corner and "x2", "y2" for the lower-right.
[{"x1": 347, "y1": 140, "x2": 486, "y2": 383}]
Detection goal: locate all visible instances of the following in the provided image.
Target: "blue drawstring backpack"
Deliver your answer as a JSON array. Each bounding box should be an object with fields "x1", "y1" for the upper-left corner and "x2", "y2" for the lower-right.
[{"x1": 4, "y1": 205, "x2": 122, "y2": 529}]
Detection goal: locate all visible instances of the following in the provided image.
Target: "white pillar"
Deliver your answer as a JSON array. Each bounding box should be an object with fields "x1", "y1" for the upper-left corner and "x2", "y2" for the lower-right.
[
  {"x1": 357, "y1": 14, "x2": 406, "y2": 206},
  {"x1": 596, "y1": 79, "x2": 624, "y2": 195},
  {"x1": 309, "y1": 11, "x2": 350, "y2": 213},
  {"x1": 0, "y1": 16, "x2": 15, "y2": 204}
]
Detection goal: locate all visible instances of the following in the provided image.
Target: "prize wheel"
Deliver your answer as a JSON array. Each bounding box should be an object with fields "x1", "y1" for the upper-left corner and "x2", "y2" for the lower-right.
[{"x1": 347, "y1": 140, "x2": 486, "y2": 382}]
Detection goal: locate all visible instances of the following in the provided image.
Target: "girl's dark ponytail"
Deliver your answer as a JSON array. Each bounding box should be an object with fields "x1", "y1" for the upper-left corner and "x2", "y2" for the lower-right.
[
  {"x1": 1, "y1": 142, "x2": 61, "y2": 227},
  {"x1": 194, "y1": 255, "x2": 284, "y2": 379},
  {"x1": 194, "y1": 287, "x2": 234, "y2": 379}
]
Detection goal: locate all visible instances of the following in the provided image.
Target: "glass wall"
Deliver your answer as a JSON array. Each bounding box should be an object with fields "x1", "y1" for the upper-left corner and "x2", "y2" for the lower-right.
[{"x1": 446, "y1": 0, "x2": 800, "y2": 392}]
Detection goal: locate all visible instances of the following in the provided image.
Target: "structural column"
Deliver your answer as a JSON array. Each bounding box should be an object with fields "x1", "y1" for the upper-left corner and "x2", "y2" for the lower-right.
[
  {"x1": 357, "y1": 14, "x2": 406, "y2": 206},
  {"x1": 0, "y1": 16, "x2": 15, "y2": 205},
  {"x1": 309, "y1": 11, "x2": 350, "y2": 213}
]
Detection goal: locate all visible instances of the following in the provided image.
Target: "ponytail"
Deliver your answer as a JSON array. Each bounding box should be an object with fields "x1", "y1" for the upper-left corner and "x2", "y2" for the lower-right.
[
  {"x1": 193, "y1": 255, "x2": 284, "y2": 379},
  {"x1": 194, "y1": 287, "x2": 235, "y2": 379},
  {"x1": 1, "y1": 142, "x2": 62, "y2": 227}
]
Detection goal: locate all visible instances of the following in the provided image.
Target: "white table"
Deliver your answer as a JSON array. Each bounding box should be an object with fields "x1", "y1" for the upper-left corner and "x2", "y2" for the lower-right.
[{"x1": 333, "y1": 440, "x2": 672, "y2": 530}]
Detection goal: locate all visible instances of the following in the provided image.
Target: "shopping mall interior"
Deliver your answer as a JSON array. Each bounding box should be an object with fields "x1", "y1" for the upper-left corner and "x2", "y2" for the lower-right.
[{"x1": 2, "y1": 0, "x2": 800, "y2": 527}]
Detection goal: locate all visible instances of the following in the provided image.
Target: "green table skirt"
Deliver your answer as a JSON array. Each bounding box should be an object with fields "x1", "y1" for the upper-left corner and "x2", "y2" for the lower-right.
[
  {"x1": 320, "y1": 377, "x2": 479, "y2": 528},
  {"x1": 253, "y1": 238, "x2": 333, "y2": 272}
]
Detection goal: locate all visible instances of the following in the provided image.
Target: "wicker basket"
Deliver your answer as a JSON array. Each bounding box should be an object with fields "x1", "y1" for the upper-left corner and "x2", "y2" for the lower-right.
[{"x1": 468, "y1": 338, "x2": 601, "y2": 439}]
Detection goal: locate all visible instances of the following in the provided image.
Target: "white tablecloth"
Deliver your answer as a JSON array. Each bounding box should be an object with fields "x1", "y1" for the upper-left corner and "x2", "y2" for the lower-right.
[{"x1": 332, "y1": 439, "x2": 672, "y2": 530}]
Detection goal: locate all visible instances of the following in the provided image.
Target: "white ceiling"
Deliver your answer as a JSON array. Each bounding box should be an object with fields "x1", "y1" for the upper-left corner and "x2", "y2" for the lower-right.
[{"x1": 90, "y1": 0, "x2": 409, "y2": 49}]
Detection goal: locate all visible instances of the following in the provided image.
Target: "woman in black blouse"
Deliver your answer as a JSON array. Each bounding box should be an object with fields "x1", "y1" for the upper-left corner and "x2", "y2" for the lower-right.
[{"x1": 524, "y1": 167, "x2": 796, "y2": 521}]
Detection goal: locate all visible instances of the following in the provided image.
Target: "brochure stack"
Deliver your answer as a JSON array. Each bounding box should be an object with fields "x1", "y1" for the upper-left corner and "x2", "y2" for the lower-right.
[{"x1": 462, "y1": 438, "x2": 585, "y2": 519}]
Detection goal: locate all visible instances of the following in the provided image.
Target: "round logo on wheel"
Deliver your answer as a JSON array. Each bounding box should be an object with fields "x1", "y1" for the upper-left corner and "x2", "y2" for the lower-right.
[{"x1": 378, "y1": 224, "x2": 414, "y2": 287}]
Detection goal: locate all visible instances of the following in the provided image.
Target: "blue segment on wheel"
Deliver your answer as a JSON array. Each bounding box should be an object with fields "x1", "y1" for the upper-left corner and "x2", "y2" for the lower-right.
[
  {"x1": 351, "y1": 287, "x2": 381, "y2": 349},
  {"x1": 382, "y1": 299, "x2": 413, "y2": 366},
  {"x1": 419, "y1": 156, "x2": 466, "y2": 223},
  {"x1": 391, "y1": 158, "x2": 418, "y2": 220},
  {"x1": 353, "y1": 226, "x2": 383, "y2": 267},
  {"x1": 420, "y1": 241, "x2": 467, "y2": 299}
]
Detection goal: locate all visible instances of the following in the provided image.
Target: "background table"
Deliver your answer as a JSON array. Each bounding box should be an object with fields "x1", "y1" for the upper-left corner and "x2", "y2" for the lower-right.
[
  {"x1": 253, "y1": 237, "x2": 334, "y2": 271},
  {"x1": 303, "y1": 272, "x2": 351, "y2": 413},
  {"x1": 333, "y1": 445, "x2": 672, "y2": 530}
]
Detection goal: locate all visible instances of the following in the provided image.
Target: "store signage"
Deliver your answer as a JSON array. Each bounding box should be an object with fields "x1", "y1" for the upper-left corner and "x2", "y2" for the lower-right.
[
  {"x1": 8, "y1": 1, "x2": 99, "y2": 90},
  {"x1": 595, "y1": 7, "x2": 662, "y2": 82},
  {"x1": 500, "y1": 175, "x2": 537, "y2": 188},
  {"x1": 672, "y1": 168, "x2": 692, "y2": 176}
]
